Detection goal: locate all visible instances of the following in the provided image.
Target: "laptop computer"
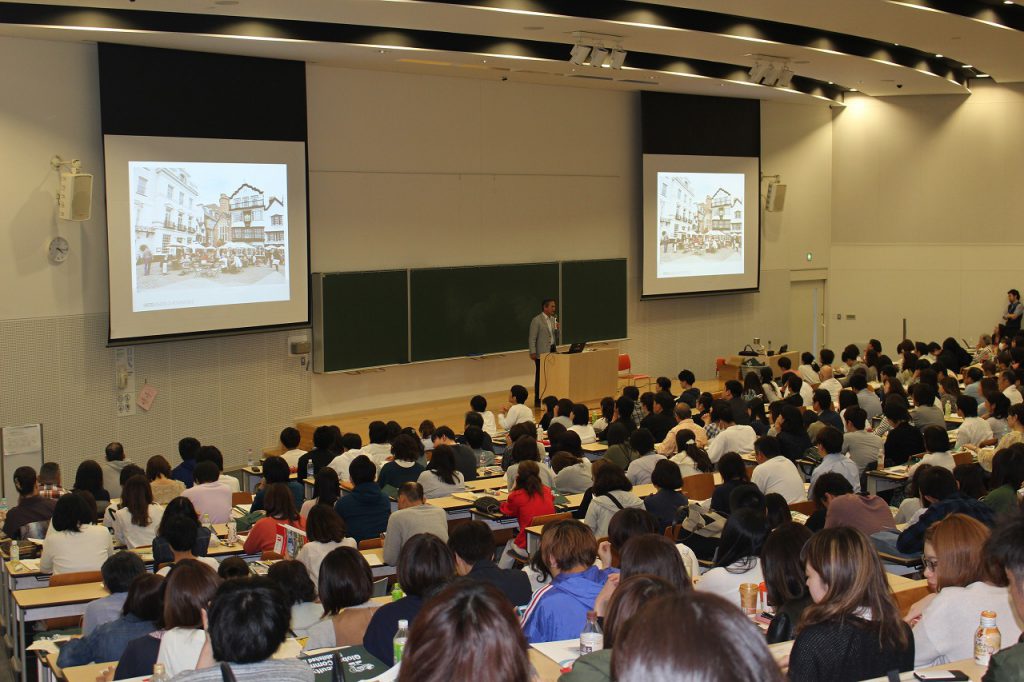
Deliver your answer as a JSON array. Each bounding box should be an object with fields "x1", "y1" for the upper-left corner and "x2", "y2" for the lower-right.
[{"x1": 566, "y1": 342, "x2": 587, "y2": 354}]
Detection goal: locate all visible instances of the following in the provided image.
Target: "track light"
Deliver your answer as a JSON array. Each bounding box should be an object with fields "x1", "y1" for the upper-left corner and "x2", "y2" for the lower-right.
[
  {"x1": 775, "y1": 67, "x2": 794, "y2": 88},
  {"x1": 748, "y1": 62, "x2": 770, "y2": 82},
  {"x1": 589, "y1": 47, "x2": 610, "y2": 68},
  {"x1": 609, "y1": 49, "x2": 627, "y2": 69},
  {"x1": 748, "y1": 57, "x2": 795, "y2": 88},
  {"x1": 569, "y1": 44, "x2": 590, "y2": 66}
]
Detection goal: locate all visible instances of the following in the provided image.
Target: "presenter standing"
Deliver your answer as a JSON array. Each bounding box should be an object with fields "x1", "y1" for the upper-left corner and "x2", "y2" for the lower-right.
[
  {"x1": 997, "y1": 289, "x2": 1023, "y2": 343},
  {"x1": 529, "y1": 299, "x2": 559, "y2": 408}
]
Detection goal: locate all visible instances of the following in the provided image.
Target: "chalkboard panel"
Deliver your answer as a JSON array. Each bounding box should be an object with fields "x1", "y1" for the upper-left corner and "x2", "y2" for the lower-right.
[
  {"x1": 410, "y1": 264, "x2": 559, "y2": 362},
  {"x1": 314, "y1": 271, "x2": 408, "y2": 371},
  {"x1": 561, "y1": 259, "x2": 628, "y2": 344}
]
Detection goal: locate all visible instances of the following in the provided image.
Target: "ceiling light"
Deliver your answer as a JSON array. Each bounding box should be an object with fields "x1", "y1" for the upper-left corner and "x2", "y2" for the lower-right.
[
  {"x1": 849, "y1": 88, "x2": 859, "y2": 92},
  {"x1": 964, "y1": 64, "x2": 973, "y2": 68},
  {"x1": 761, "y1": 62, "x2": 781, "y2": 84},
  {"x1": 748, "y1": 62, "x2": 770, "y2": 83},
  {"x1": 609, "y1": 49, "x2": 627, "y2": 69},
  {"x1": 775, "y1": 67, "x2": 794, "y2": 88},
  {"x1": 976, "y1": 73, "x2": 991, "y2": 77},
  {"x1": 827, "y1": 81, "x2": 834, "y2": 85},
  {"x1": 569, "y1": 44, "x2": 590, "y2": 66},
  {"x1": 589, "y1": 47, "x2": 610, "y2": 68},
  {"x1": 935, "y1": 54, "x2": 944, "y2": 58}
]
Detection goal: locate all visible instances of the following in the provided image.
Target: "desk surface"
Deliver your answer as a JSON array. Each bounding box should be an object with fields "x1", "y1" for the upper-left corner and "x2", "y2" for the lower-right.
[
  {"x1": 61, "y1": 661, "x2": 113, "y2": 682},
  {"x1": 14, "y1": 581, "x2": 108, "y2": 608}
]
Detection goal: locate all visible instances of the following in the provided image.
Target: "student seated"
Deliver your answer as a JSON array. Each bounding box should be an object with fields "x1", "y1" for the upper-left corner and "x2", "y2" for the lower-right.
[
  {"x1": 398, "y1": 581, "x2": 531, "y2": 682},
  {"x1": 469, "y1": 394, "x2": 498, "y2": 437},
  {"x1": 808, "y1": 426, "x2": 860, "y2": 495},
  {"x1": 895, "y1": 466, "x2": 996, "y2": 555},
  {"x1": 709, "y1": 452, "x2": 749, "y2": 515},
  {"x1": 910, "y1": 382, "x2": 945, "y2": 431},
  {"x1": 669, "y1": 429, "x2": 713, "y2": 478},
  {"x1": 295, "y1": 504, "x2": 356, "y2": 585},
  {"x1": 955, "y1": 395, "x2": 994, "y2": 448},
  {"x1": 303, "y1": 546, "x2": 379, "y2": 651},
  {"x1": 334, "y1": 455, "x2": 390, "y2": 543},
  {"x1": 111, "y1": 474, "x2": 165, "y2": 548},
  {"x1": 279, "y1": 426, "x2": 306, "y2": 471},
  {"x1": 762, "y1": 523, "x2": 814, "y2": 644},
  {"x1": 266, "y1": 560, "x2": 321, "y2": 641},
  {"x1": 100, "y1": 442, "x2": 136, "y2": 501},
  {"x1": 907, "y1": 514, "x2": 1020, "y2": 668},
  {"x1": 617, "y1": 534, "x2": 692, "y2": 588},
  {"x1": 152, "y1": 498, "x2": 212, "y2": 566},
  {"x1": 883, "y1": 395, "x2": 925, "y2": 466},
  {"x1": 217, "y1": 556, "x2": 249, "y2": 580},
  {"x1": 72, "y1": 459, "x2": 111, "y2": 513},
  {"x1": 776, "y1": 405, "x2": 812, "y2": 462},
  {"x1": 788, "y1": 527, "x2": 914, "y2": 681},
  {"x1": 612, "y1": 592, "x2": 783, "y2": 682},
  {"x1": 58, "y1": 573, "x2": 163, "y2": 667},
  {"x1": 156, "y1": 515, "x2": 220, "y2": 575},
  {"x1": 155, "y1": 560, "x2": 223, "y2": 678},
  {"x1": 251, "y1": 456, "x2": 303, "y2": 513},
  {"x1": 364, "y1": 534, "x2": 454, "y2": 666},
  {"x1": 83, "y1": 551, "x2": 147, "y2": 634},
  {"x1": 37, "y1": 461, "x2": 68, "y2": 500},
  {"x1": 196, "y1": 445, "x2": 240, "y2": 493},
  {"x1": 173, "y1": 436, "x2": 201, "y2": 489},
  {"x1": 448, "y1": 520, "x2": 531, "y2": 607},
  {"x1": 461, "y1": 425, "x2": 495, "y2": 467},
  {"x1": 643, "y1": 459, "x2": 688, "y2": 532},
  {"x1": 983, "y1": 446, "x2": 1024, "y2": 515},
  {"x1": 2, "y1": 466, "x2": 56, "y2": 540},
  {"x1": 694, "y1": 508, "x2": 766, "y2": 608},
  {"x1": 750, "y1": 435, "x2": 805, "y2": 504},
  {"x1": 568, "y1": 403, "x2": 597, "y2": 444},
  {"x1": 908, "y1": 425, "x2": 957, "y2": 477},
  {"x1": 552, "y1": 451, "x2": 593, "y2": 494},
  {"x1": 325, "y1": 432, "x2": 364, "y2": 483},
  {"x1": 299, "y1": 466, "x2": 341, "y2": 520},
  {"x1": 243, "y1": 483, "x2": 305, "y2": 555},
  {"x1": 498, "y1": 384, "x2": 534, "y2": 430},
  {"x1": 431, "y1": 425, "x2": 478, "y2": 482},
  {"x1": 706, "y1": 402, "x2": 757, "y2": 463},
  {"x1": 297, "y1": 425, "x2": 337, "y2": 480},
  {"x1": 171, "y1": 577, "x2": 314, "y2": 682},
  {"x1": 521, "y1": 520, "x2": 615, "y2": 643},
  {"x1": 624, "y1": 429, "x2": 665, "y2": 486},
  {"x1": 384, "y1": 482, "x2": 449, "y2": 565},
  {"x1": 146, "y1": 455, "x2": 185, "y2": 505},
  {"x1": 983, "y1": 512, "x2": 1024, "y2": 681},
  {"x1": 504, "y1": 436, "x2": 556, "y2": 491},
  {"x1": 815, "y1": 473, "x2": 896, "y2": 536},
  {"x1": 839, "y1": 407, "x2": 882, "y2": 475},
  {"x1": 583, "y1": 464, "x2": 644, "y2": 538},
  {"x1": 601, "y1": 422, "x2": 637, "y2": 470},
  {"x1": 414, "y1": 445, "x2": 464, "y2": 498},
  {"x1": 40, "y1": 492, "x2": 114, "y2": 574},
  {"x1": 639, "y1": 392, "x2": 676, "y2": 442}
]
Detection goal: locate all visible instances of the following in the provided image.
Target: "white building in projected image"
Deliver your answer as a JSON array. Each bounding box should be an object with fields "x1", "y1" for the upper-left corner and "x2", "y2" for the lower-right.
[
  {"x1": 263, "y1": 196, "x2": 287, "y2": 250},
  {"x1": 709, "y1": 188, "x2": 743, "y2": 235},
  {"x1": 658, "y1": 174, "x2": 697, "y2": 240},
  {"x1": 132, "y1": 167, "x2": 206, "y2": 260},
  {"x1": 229, "y1": 183, "x2": 269, "y2": 249}
]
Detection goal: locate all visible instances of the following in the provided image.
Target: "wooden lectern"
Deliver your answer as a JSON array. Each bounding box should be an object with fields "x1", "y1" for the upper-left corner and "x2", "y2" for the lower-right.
[{"x1": 540, "y1": 347, "x2": 618, "y2": 403}]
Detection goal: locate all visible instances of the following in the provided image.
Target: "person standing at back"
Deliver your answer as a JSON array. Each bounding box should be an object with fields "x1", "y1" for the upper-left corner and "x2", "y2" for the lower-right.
[
  {"x1": 101, "y1": 442, "x2": 135, "y2": 498},
  {"x1": 529, "y1": 298, "x2": 559, "y2": 408}
]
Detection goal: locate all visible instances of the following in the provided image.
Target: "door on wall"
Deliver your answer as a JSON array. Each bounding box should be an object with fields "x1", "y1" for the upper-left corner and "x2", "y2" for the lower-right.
[{"x1": 789, "y1": 280, "x2": 826, "y2": 356}]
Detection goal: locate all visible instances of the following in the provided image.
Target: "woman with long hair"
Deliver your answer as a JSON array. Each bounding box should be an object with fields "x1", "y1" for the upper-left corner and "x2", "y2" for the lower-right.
[
  {"x1": 906, "y1": 514, "x2": 1020, "y2": 667},
  {"x1": 789, "y1": 527, "x2": 914, "y2": 681},
  {"x1": 243, "y1": 483, "x2": 304, "y2": 554},
  {"x1": 295, "y1": 504, "x2": 357, "y2": 585},
  {"x1": 304, "y1": 546, "x2": 379, "y2": 650},
  {"x1": 417, "y1": 444, "x2": 466, "y2": 498},
  {"x1": 152, "y1": 497, "x2": 211, "y2": 566},
  {"x1": 112, "y1": 474, "x2": 164, "y2": 548},
  {"x1": 777, "y1": 405, "x2": 812, "y2": 461},
  {"x1": 670, "y1": 428, "x2": 713, "y2": 478},
  {"x1": 73, "y1": 460, "x2": 110, "y2": 513},
  {"x1": 583, "y1": 464, "x2": 643, "y2": 538},
  {"x1": 504, "y1": 436, "x2": 555, "y2": 491},
  {"x1": 300, "y1": 466, "x2": 341, "y2": 519},
  {"x1": 146, "y1": 455, "x2": 185, "y2": 505},
  {"x1": 498, "y1": 461, "x2": 555, "y2": 565},
  {"x1": 762, "y1": 522, "x2": 813, "y2": 644},
  {"x1": 694, "y1": 508, "x2": 766, "y2": 608},
  {"x1": 601, "y1": 422, "x2": 637, "y2": 470},
  {"x1": 40, "y1": 493, "x2": 114, "y2": 574},
  {"x1": 592, "y1": 396, "x2": 616, "y2": 440}
]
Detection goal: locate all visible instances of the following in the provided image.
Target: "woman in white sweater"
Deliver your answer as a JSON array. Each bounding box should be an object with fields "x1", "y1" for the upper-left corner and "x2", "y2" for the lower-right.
[
  {"x1": 695, "y1": 508, "x2": 767, "y2": 608},
  {"x1": 907, "y1": 514, "x2": 1021, "y2": 667},
  {"x1": 112, "y1": 475, "x2": 164, "y2": 548},
  {"x1": 155, "y1": 559, "x2": 222, "y2": 677},
  {"x1": 40, "y1": 493, "x2": 114, "y2": 575},
  {"x1": 295, "y1": 505, "x2": 357, "y2": 585},
  {"x1": 416, "y1": 445, "x2": 466, "y2": 498},
  {"x1": 504, "y1": 436, "x2": 556, "y2": 491}
]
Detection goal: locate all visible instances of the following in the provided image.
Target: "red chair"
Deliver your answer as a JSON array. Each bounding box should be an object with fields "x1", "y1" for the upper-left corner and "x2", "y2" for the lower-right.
[{"x1": 618, "y1": 354, "x2": 651, "y2": 390}]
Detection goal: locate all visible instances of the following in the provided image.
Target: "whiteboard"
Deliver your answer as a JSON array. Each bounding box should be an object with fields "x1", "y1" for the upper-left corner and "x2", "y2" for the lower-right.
[{"x1": 1, "y1": 424, "x2": 44, "y2": 502}]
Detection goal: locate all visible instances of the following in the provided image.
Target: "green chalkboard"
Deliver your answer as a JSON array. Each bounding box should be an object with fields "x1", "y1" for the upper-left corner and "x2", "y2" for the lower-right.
[
  {"x1": 409, "y1": 263, "x2": 559, "y2": 362},
  {"x1": 561, "y1": 259, "x2": 628, "y2": 344},
  {"x1": 313, "y1": 271, "x2": 408, "y2": 371}
]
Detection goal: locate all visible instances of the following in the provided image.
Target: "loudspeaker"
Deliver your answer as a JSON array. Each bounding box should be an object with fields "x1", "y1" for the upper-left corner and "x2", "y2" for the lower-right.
[
  {"x1": 58, "y1": 172, "x2": 93, "y2": 221},
  {"x1": 765, "y1": 182, "x2": 787, "y2": 212}
]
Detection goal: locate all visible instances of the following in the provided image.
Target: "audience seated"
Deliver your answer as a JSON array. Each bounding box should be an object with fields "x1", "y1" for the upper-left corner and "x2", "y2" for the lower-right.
[
  {"x1": 643, "y1": 459, "x2": 688, "y2": 531},
  {"x1": 601, "y1": 423, "x2": 637, "y2": 469},
  {"x1": 251, "y1": 456, "x2": 303, "y2": 513},
  {"x1": 816, "y1": 473, "x2": 896, "y2": 536},
  {"x1": 111, "y1": 474, "x2": 164, "y2": 548},
  {"x1": 617, "y1": 534, "x2": 691, "y2": 588},
  {"x1": 384, "y1": 482, "x2": 449, "y2": 565},
  {"x1": 984, "y1": 446, "x2": 1024, "y2": 515},
  {"x1": 173, "y1": 437, "x2": 201, "y2": 488},
  {"x1": 2, "y1": 465, "x2": 57, "y2": 539},
  {"x1": 639, "y1": 392, "x2": 676, "y2": 442},
  {"x1": 882, "y1": 396, "x2": 925, "y2": 466},
  {"x1": 657, "y1": 404, "x2": 708, "y2": 455},
  {"x1": 955, "y1": 395, "x2": 993, "y2": 448},
  {"x1": 334, "y1": 455, "x2": 391, "y2": 543},
  {"x1": 461, "y1": 425, "x2": 495, "y2": 467},
  {"x1": 146, "y1": 455, "x2": 185, "y2": 505},
  {"x1": 776, "y1": 405, "x2": 812, "y2": 461},
  {"x1": 267, "y1": 560, "x2": 321, "y2": 641},
  {"x1": 694, "y1": 508, "x2": 766, "y2": 607},
  {"x1": 707, "y1": 402, "x2": 756, "y2": 463},
  {"x1": 295, "y1": 504, "x2": 356, "y2": 584},
  {"x1": 297, "y1": 425, "x2": 337, "y2": 479},
  {"x1": 83, "y1": 551, "x2": 148, "y2": 634},
  {"x1": 449, "y1": 520, "x2": 532, "y2": 607},
  {"x1": 839, "y1": 407, "x2": 882, "y2": 475},
  {"x1": 497, "y1": 462, "x2": 554, "y2": 566},
  {"x1": 279, "y1": 426, "x2": 306, "y2": 470},
  {"x1": 568, "y1": 403, "x2": 597, "y2": 444},
  {"x1": 304, "y1": 546, "x2": 378, "y2": 650},
  {"x1": 709, "y1": 452, "x2": 749, "y2": 515},
  {"x1": 152, "y1": 497, "x2": 212, "y2": 566},
  {"x1": 982, "y1": 511, "x2": 1024, "y2": 680},
  {"x1": 896, "y1": 467, "x2": 996, "y2": 555},
  {"x1": 100, "y1": 442, "x2": 135, "y2": 500},
  {"x1": 40, "y1": 492, "x2": 114, "y2": 574},
  {"x1": 908, "y1": 425, "x2": 956, "y2": 476},
  {"x1": 418, "y1": 444, "x2": 467, "y2": 498},
  {"x1": 762, "y1": 522, "x2": 813, "y2": 644},
  {"x1": 751, "y1": 435, "x2": 805, "y2": 504},
  {"x1": 153, "y1": 560, "x2": 223, "y2": 677},
  {"x1": 156, "y1": 515, "x2": 220, "y2": 575},
  {"x1": 431, "y1": 425, "x2": 478, "y2": 482},
  {"x1": 624, "y1": 429, "x2": 664, "y2": 486},
  {"x1": 196, "y1": 445, "x2": 240, "y2": 493},
  {"x1": 374, "y1": 433, "x2": 424, "y2": 491},
  {"x1": 910, "y1": 383, "x2": 945, "y2": 431},
  {"x1": 299, "y1": 466, "x2": 340, "y2": 519},
  {"x1": 37, "y1": 462, "x2": 67, "y2": 500},
  {"x1": 552, "y1": 451, "x2": 593, "y2": 495},
  {"x1": 668, "y1": 428, "x2": 713, "y2": 479},
  {"x1": 522, "y1": 520, "x2": 614, "y2": 643},
  {"x1": 498, "y1": 384, "x2": 533, "y2": 430},
  {"x1": 364, "y1": 533, "x2": 454, "y2": 665},
  {"x1": 808, "y1": 426, "x2": 860, "y2": 495},
  {"x1": 243, "y1": 483, "x2": 305, "y2": 554},
  {"x1": 584, "y1": 464, "x2": 643, "y2": 537},
  {"x1": 72, "y1": 460, "x2": 111, "y2": 513}
]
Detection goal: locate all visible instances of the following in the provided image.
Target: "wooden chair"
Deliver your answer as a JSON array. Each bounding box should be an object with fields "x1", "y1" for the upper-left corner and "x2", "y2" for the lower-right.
[
  {"x1": 231, "y1": 491, "x2": 254, "y2": 505},
  {"x1": 788, "y1": 500, "x2": 818, "y2": 516},
  {"x1": 358, "y1": 538, "x2": 383, "y2": 550},
  {"x1": 893, "y1": 584, "x2": 932, "y2": 618},
  {"x1": 531, "y1": 511, "x2": 572, "y2": 528},
  {"x1": 953, "y1": 451, "x2": 973, "y2": 467},
  {"x1": 681, "y1": 473, "x2": 715, "y2": 501},
  {"x1": 45, "y1": 570, "x2": 103, "y2": 630},
  {"x1": 260, "y1": 550, "x2": 284, "y2": 561},
  {"x1": 618, "y1": 354, "x2": 651, "y2": 390}
]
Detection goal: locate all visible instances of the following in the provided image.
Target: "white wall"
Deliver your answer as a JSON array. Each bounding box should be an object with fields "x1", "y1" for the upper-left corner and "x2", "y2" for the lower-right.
[
  {"x1": 829, "y1": 83, "x2": 1024, "y2": 352},
  {"x1": 306, "y1": 66, "x2": 834, "y2": 415}
]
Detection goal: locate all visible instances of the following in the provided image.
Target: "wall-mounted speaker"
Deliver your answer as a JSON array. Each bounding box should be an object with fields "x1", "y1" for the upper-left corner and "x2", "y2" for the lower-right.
[
  {"x1": 765, "y1": 182, "x2": 787, "y2": 212},
  {"x1": 58, "y1": 172, "x2": 93, "y2": 221}
]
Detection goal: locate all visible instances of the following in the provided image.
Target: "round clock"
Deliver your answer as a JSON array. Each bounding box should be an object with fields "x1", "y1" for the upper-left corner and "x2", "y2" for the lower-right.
[{"x1": 48, "y1": 236, "x2": 70, "y2": 264}]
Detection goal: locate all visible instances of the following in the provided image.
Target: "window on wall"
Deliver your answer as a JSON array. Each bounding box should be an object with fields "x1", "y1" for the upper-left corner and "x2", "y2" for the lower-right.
[
  {"x1": 271, "y1": 215, "x2": 283, "y2": 226},
  {"x1": 167, "y1": 184, "x2": 174, "y2": 199},
  {"x1": 136, "y1": 177, "x2": 147, "y2": 195},
  {"x1": 253, "y1": 209, "x2": 263, "y2": 220}
]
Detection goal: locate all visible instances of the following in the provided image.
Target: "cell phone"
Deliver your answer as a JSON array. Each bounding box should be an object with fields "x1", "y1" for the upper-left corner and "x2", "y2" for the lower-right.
[{"x1": 913, "y1": 671, "x2": 969, "y2": 681}]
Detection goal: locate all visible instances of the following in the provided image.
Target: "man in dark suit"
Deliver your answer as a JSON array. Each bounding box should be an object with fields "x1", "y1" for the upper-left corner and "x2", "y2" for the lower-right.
[
  {"x1": 528, "y1": 298, "x2": 558, "y2": 408},
  {"x1": 449, "y1": 520, "x2": 532, "y2": 607}
]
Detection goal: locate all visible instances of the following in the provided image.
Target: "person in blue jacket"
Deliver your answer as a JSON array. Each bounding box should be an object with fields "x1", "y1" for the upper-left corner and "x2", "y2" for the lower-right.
[
  {"x1": 334, "y1": 455, "x2": 391, "y2": 543},
  {"x1": 521, "y1": 519, "x2": 616, "y2": 643}
]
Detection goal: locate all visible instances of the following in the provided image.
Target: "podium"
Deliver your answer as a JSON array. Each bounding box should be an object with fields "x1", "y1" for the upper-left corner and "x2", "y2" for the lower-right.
[{"x1": 540, "y1": 347, "x2": 619, "y2": 403}]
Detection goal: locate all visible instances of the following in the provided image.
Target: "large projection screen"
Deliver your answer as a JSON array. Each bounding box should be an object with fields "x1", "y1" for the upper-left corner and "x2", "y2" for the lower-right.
[
  {"x1": 642, "y1": 154, "x2": 760, "y2": 298},
  {"x1": 105, "y1": 135, "x2": 309, "y2": 342}
]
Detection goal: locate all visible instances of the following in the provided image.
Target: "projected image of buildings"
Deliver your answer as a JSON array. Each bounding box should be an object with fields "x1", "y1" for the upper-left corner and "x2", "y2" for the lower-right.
[{"x1": 656, "y1": 172, "x2": 744, "y2": 278}]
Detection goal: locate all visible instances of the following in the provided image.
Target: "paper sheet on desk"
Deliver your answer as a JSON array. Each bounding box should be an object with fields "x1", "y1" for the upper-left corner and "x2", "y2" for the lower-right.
[
  {"x1": 532, "y1": 639, "x2": 582, "y2": 670},
  {"x1": 27, "y1": 635, "x2": 74, "y2": 654},
  {"x1": 12, "y1": 558, "x2": 41, "y2": 572},
  {"x1": 363, "y1": 553, "x2": 383, "y2": 567}
]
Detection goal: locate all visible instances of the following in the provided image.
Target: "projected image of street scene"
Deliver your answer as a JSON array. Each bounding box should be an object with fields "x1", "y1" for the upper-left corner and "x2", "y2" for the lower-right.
[
  {"x1": 129, "y1": 162, "x2": 290, "y2": 312},
  {"x1": 655, "y1": 171, "x2": 745, "y2": 278}
]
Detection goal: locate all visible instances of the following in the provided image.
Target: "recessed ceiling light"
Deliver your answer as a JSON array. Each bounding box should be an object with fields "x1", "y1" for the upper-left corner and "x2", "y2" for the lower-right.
[
  {"x1": 849, "y1": 88, "x2": 859, "y2": 92},
  {"x1": 935, "y1": 54, "x2": 944, "y2": 58},
  {"x1": 964, "y1": 64, "x2": 973, "y2": 68},
  {"x1": 976, "y1": 73, "x2": 991, "y2": 77},
  {"x1": 1004, "y1": 1, "x2": 1013, "y2": 5},
  {"x1": 827, "y1": 81, "x2": 834, "y2": 85}
]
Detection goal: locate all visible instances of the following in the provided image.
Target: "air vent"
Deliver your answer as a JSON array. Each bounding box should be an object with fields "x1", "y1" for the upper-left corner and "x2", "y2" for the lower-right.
[
  {"x1": 568, "y1": 73, "x2": 615, "y2": 81},
  {"x1": 619, "y1": 79, "x2": 656, "y2": 84}
]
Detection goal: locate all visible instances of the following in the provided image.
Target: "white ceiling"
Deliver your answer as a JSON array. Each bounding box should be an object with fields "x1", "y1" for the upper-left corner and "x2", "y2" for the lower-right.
[{"x1": 1, "y1": 0, "x2": 1022, "y2": 103}]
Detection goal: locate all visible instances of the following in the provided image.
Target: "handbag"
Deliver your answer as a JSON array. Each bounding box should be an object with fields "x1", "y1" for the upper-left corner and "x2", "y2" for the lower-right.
[
  {"x1": 473, "y1": 496, "x2": 501, "y2": 515},
  {"x1": 676, "y1": 502, "x2": 727, "y2": 539},
  {"x1": 738, "y1": 344, "x2": 759, "y2": 357}
]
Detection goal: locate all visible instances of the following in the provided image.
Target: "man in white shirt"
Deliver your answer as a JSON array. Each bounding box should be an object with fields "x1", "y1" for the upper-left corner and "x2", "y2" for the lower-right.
[
  {"x1": 656, "y1": 404, "x2": 708, "y2": 455},
  {"x1": 808, "y1": 426, "x2": 861, "y2": 496},
  {"x1": 1000, "y1": 370, "x2": 1023, "y2": 405},
  {"x1": 954, "y1": 395, "x2": 993, "y2": 449},
  {"x1": 840, "y1": 407, "x2": 883, "y2": 475},
  {"x1": 797, "y1": 352, "x2": 820, "y2": 385},
  {"x1": 362, "y1": 421, "x2": 394, "y2": 470},
  {"x1": 784, "y1": 374, "x2": 814, "y2": 408},
  {"x1": 278, "y1": 427, "x2": 306, "y2": 470},
  {"x1": 528, "y1": 299, "x2": 558, "y2": 408},
  {"x1": 706, "y1": 401, "x2": 757, "y2": 464},
  {"x1": 327, "y1": 433, "x2": 364, "y2": 483},
  {"x1": 750, "y1": 435, "x2": 805, "y2": 504},
  {"x1": 909, "y1": 426, "x2": 957, "y2": 476},
  {"x1": 818, "y1": 365, "x2": 842, "y2": 408},
  {"x1": 499, "y1": 384, "x2": 534, "y2": 430},
  {"x1": 470, "y1": 395, "x2": 498, "y2": 437},
  {"x1": 625, "y1": 429, "x2": 665, "y2": 486}
]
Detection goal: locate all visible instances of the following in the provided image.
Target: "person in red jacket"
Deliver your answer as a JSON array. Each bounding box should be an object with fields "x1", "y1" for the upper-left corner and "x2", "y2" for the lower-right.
[
  {"x1": 498, "y1": 460, "x2": 554, "y2": 567},
  {"x1": 243, "y1": 483, "x2": 305, "y2": 555}
]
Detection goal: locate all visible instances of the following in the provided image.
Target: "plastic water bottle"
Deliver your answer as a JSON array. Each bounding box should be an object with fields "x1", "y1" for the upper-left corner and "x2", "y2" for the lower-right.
[
  {"x1": 10, "y1": 539, "x2": 19, "y2": 563},
  {"x1": 391, "y1": 582, "x2": 404, "y2": 601},
  {"x1": 307, "y1": 459, "x2": 314, "y2": 479},
  {"x1": 202, "y1": 513, "x2": 212, "y2": 531},
  {"x1": 246, "y1": 448, "x2": 254, "y2": 468},
  {"x1": 393, "y1": 619, "x2": 409, "y2": 663},
  {"x1": 152, "y1": 663, "x2": 168, "y2": 682},
  {"x1": 579, "y1": 610, "x2": 603, "y2": 654}
]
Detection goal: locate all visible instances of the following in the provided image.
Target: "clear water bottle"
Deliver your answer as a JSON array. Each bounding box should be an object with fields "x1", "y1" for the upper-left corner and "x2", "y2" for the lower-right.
[
  {"x1": 152, "y1": 663, "x2": 168, "y2": 682},
  {"x1": 10, "y1": 539, "x2": 19, "y2": 563},
  {"x1": 202, "y1": 512, "x2": 212, "y2": 531},
  {"x1": 393, "y1": 619, "x2": 409, "y2": 664},
  {"x1": 307, "y1": 459, "x2": 314, "y2": 479},
  {"x1": 579, "y1": 610, "x2": 603, "y2": 654},
  {"x1": 246, "y1": 448, "x2": 254, "y2": 468}
]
